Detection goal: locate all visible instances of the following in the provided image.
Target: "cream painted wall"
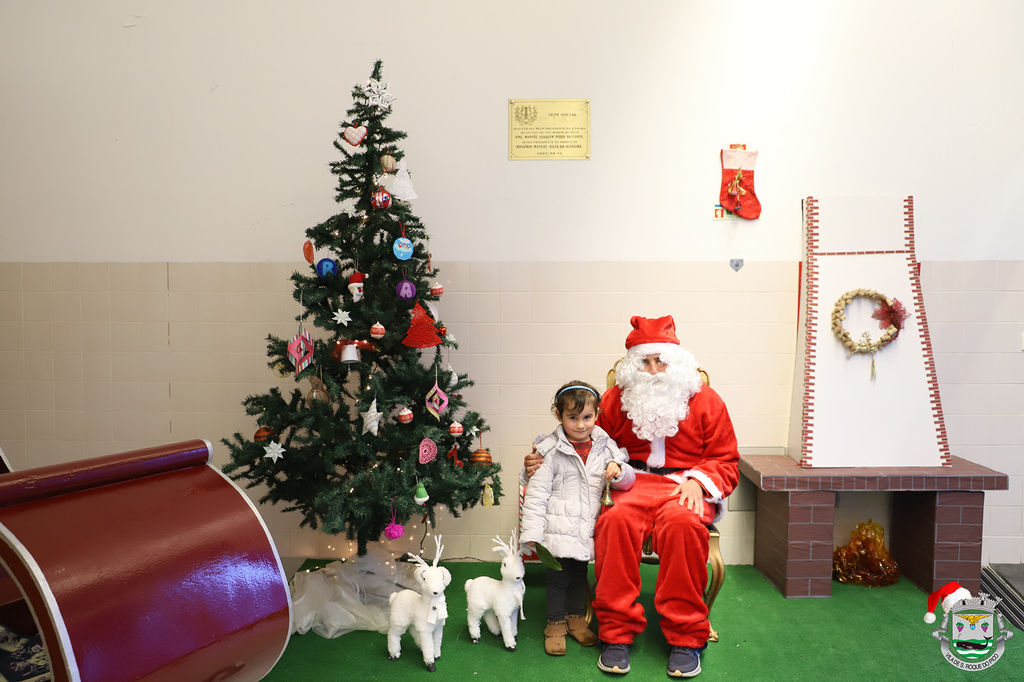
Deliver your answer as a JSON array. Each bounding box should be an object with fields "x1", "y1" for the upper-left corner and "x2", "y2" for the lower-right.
[
  {"x1": 2, "y1": 1, "x2": 1024, "y2": 263},
  {"x1": 1, "y1": 3, "x2": 1022, "y2": 566}
]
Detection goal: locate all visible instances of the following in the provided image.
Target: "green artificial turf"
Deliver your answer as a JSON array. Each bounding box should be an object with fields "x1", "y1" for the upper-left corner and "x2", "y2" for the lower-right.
[{"x1": 266, "y1": 563, "x2": 1021, "y2": 681}]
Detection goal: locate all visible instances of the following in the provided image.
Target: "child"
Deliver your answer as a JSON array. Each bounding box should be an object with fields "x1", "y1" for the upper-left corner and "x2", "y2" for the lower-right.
[{"x1": 520, "y1": 380, "x2": 635, "y2": 656}]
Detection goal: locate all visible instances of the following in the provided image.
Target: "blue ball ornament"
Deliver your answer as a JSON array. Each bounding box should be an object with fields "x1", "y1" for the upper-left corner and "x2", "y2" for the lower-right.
[
  {"x1": 393, "y1": 237, "x2": 413, "y2": 261},
  {"x1": 316, "y1": 258, "x2": 339, "y2": 278}
]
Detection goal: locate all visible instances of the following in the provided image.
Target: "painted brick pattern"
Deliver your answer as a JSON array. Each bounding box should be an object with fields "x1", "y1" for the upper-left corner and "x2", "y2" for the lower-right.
[
  {"x1": 754, "y1": 488, "x2": 836, "y2": 597},
  {"x1": 744, "y1": 455, "x2": 1005, "y2": 598}
]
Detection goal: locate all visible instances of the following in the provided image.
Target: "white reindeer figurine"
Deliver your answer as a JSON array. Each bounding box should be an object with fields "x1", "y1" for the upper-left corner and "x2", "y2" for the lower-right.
[
  {"x1": 387, "y1": 535, "x2": 451, "y2": 672},
  {"x1": 465, "y1": 530, "x2": 527, "y2": 650}
]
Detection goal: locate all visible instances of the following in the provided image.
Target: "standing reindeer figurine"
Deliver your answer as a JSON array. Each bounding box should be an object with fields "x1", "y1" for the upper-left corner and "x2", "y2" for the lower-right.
[
  {"x1": 465, "y1": 530, "x2": 527, "y2": 650},
  {"x1": 387, "y1": 536, "x2": 451, "y2": 672}
]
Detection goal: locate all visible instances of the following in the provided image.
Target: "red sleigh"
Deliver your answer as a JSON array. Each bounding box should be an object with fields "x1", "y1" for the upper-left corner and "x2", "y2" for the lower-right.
[{"x1": 0, "y1": 440, "x2": 291, "y2": 681}]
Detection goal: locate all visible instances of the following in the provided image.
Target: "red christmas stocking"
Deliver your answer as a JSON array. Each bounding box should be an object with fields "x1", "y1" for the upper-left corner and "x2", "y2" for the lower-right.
[{"x1": 719, "y1": 148, "x2": 761, "y2": 219}]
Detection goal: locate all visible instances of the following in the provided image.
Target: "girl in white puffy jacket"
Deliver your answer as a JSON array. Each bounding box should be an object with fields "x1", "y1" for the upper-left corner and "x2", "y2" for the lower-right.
[{"x1": 520, "y1": 380, "x2": 635, "y2": 656}]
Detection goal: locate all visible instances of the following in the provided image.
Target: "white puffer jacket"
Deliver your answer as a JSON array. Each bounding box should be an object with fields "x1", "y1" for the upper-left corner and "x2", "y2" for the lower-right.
[{"x1": 519, "y1": 425, "x2": 635, "y2": 562}]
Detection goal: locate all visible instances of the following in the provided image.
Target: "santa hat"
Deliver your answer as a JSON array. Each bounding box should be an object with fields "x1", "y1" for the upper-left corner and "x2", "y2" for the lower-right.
[
  {"x1": 625, "y1": 315, "x2": 680, "y2": 357},
  {"x1": 348, "y1": 271, "x2": 366, "y2": 285},
  {"x1": 924, "y1": 581, "x2": 972, "y2": 624}
]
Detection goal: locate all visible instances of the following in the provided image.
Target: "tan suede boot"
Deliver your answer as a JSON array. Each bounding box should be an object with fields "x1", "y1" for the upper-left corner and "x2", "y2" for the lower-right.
[
  {"x1": 566, "y1": 613, "x2": 598, "y2": 646},
  {"x1": 544, "y1": 619, "x2": 568, "y2": 655}
]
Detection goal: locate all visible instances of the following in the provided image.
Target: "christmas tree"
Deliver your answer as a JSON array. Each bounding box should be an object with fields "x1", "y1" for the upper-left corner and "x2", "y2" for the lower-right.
[{"x1": 223, "y1": 61, "x2": 502, "y2": 556}]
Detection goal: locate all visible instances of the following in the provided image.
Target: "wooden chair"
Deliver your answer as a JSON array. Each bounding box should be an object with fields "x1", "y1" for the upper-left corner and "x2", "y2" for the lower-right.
[{"x1": 605, "y1": 359, "x2": 725, "y2": 643}]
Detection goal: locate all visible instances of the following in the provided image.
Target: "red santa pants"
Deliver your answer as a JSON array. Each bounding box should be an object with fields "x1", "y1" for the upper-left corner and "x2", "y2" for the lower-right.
[{"x1": 593, "y1": 473, "x2": 714, "y2": 648}]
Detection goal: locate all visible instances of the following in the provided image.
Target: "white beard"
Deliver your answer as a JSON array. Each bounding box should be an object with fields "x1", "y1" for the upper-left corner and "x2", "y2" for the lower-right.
[{"x1": 617, "y1": 346, "x2": 702, "y2": 441}]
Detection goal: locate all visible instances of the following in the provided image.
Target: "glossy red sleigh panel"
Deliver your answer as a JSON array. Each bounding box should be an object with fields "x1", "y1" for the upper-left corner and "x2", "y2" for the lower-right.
[{"x1": 0, "y1": 440, "x2": 291, "y2": 681}]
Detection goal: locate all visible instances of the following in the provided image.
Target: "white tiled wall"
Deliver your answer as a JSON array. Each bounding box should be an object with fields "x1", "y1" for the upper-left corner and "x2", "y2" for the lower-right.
[
  {"x1": 1, "y1": 260, "x2": 1021, "y2": 565},
  {"x1": 921, "y1": 262, "x2": 1024, "y2": 565}
]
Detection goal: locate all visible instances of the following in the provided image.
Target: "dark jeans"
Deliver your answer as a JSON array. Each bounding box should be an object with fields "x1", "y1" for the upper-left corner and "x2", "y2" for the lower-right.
[{"x1": 546, "y1": 557, "x2": 590, "y2": 621}]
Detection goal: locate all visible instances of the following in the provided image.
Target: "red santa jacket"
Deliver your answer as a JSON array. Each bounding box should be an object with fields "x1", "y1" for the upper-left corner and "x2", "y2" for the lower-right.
[{"x1": 597, "y1": 383, "x2": 740, "y2": 504}]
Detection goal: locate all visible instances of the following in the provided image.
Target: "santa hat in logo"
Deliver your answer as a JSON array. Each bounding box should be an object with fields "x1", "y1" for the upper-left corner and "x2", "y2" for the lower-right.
[
  {"x1": 625, "y1": 315, "x2": 680, "y2": 358},
  {"x1": 924, "y1": 581, "x2": 972, "y2": 624}
]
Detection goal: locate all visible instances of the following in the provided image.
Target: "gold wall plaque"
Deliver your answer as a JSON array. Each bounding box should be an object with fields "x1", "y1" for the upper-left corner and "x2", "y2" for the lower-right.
[{"x1": 508, "y1": 99, "x2": 590, "y2": 160}]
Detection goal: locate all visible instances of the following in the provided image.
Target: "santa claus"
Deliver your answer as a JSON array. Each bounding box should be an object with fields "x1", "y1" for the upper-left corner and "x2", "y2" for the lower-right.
[{"x1": 525, "y1": 315, "x2": 739, "y2": 677}]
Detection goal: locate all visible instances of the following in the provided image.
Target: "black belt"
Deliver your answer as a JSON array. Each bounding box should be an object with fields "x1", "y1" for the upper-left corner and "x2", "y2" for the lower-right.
[{"x1": 629, "y1": 460, "x2": 683, "y2": 476}]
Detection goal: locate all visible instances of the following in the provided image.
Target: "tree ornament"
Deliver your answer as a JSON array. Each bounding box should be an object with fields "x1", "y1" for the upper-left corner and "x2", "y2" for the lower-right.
[
  {"x1": 333, "y1": 339, "x2": 373, "y2": 364},
  {"x1": 380, "y1": 153, "x2": 398, "y2": 174},
  {"x1": 429, "y1": 282, "x2": 444, "y2": 297},
  {"x1": 338, "y1": 341, "x2": 360, "y2": 363},
  {"x1": 397, "y1": 407, "x2": 414, "y2": 423},
  {"x1": 449, "y1": 421, "x2": 464, "y2": 436},
  {"x1": 414, "y1": 482, "x2": 429, "y2": 505},
  {"x1": 363, "y1": 78, "x2": 396, "y2": 109},
  {"x1": 482, "y1": 483, "x2": 494, "y2": 507},
  {"x1": 425, "y1": 375, "x2": 449, "y2": 420},
  {"x1": 390, "y1": 159, "x2": 418, "y2": 201},
  {"x1": 287, "y1": 324, "x2": 314, "y2": 374},
  {"x1": 370, "y1": 186, "x2": 392, "y2": 210},
  {"x1": 370, "y1": 321, "x2": 386, "y2": 339},
  {"x1": 332, "y1": 308, "x2": 352, "y2": 326},
  {"x1": 384, "y1": 508, "x2": 405, "y2": 540},
  {"x1": 446, "y1": 445, "x2": 464, "y2": 469},
  {"x1": 719, "y1": 146, "x2": 761, "y2": 220},
  {"x1": 263, "y1": 441, "x2": 285, "y2": 463},
  {"x1": 395, "y1": 279, "x2": 417, "y2": 301},
  {"x1": 470, "y1": 449, "x2": 493, "y2": 467},
  {"x1": 316, "y1": 258, "x2": 339, "y2": 278},
  {"x1": 402, "y1": 302, "x2": 442, "y2": 348},
  {"x1": 418, "y1": 438, "x2": 438, "y2": 464},
  {"x1": 360, "y1": 398, "x2": 383, "y2": 436},
  {"x1": 306, "y1": 377, "x2": 331, "y2": 407},
  {"x1": 254, "y1": 426, "x2": 277, "y2": 443},
  {"x1": 302, "y1": 240, "x2": 315, "y2": 264},
  {"x1": 393, "y1": 223, "x2": 413, "y2": 261},
  {"x1": 343, "y1": 121, "x2": 367, "y2": 146},
  {"x1": 348, "y1": 271, "x2": 366, "y2": 301}
]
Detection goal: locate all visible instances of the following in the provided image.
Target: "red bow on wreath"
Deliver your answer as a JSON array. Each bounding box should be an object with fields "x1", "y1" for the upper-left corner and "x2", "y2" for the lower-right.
[{"x1": 871, "y1": 298, "x2": 909, "y2": 337}]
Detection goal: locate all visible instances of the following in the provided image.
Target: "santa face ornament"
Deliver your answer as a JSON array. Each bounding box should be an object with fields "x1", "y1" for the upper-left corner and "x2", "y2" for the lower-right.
[{"x1": 348, "y1": 281, "x2": 364, "y2": 302}]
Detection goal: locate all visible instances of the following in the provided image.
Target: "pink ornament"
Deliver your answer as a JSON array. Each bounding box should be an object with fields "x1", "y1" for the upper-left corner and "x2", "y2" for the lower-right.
[
  {"x1": 397, "y1": 407, "x2": 414, "y2": 424},
  {"x1": 384, "y1": 507, "x2": 405, "y2": 540},
  {"x1": 287, "y1": 324, "x2": 314, "y2": 374},
  {"x1": 418, "y1": 438, "x2": 438, "y2": 464},
  {"x1": 449, "y1": 421, "x2": 463, "y2": 436},
  {"x1": 425, "y1": 381, "x2": 449, "y2": 420}
]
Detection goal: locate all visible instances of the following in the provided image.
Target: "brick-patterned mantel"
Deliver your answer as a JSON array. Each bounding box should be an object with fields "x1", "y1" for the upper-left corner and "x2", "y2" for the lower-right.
[{"x1": 740, "y1": 454, "x2": 1008, "y2": 598}]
